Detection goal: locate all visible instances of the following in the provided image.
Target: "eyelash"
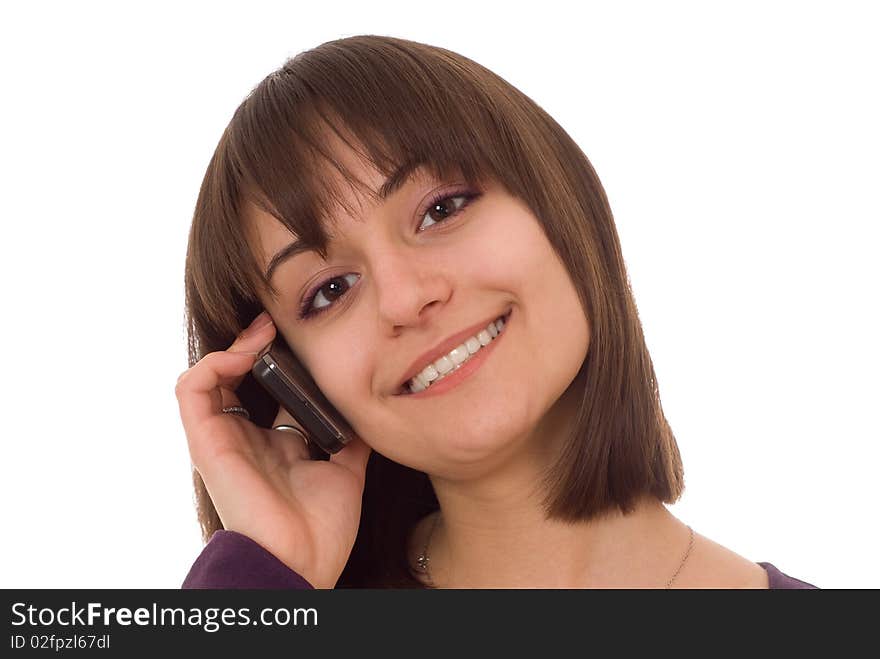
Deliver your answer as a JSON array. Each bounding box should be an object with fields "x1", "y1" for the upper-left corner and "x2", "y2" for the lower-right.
[{"x1": 297, "y1": 187, "x2": 482, "y2": 321}]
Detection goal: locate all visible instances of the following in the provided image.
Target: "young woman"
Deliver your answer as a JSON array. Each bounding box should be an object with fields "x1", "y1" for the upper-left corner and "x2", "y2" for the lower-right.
[{"x1": 176, "y1": 35, "x2": 816, "y2": 589}]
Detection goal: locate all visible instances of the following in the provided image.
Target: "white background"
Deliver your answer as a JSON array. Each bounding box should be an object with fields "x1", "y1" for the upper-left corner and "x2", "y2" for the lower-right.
[{"x1": 1, "y1": 1, "x2": 876, "y2": 588}]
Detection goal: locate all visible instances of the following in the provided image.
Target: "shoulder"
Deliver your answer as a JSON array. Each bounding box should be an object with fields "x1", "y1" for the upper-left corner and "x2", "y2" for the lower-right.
[
  {"x1": 672, "y1": 531, "x2": 771, "y2": 589},
  {"x1": 676, "y1": 532, "x2": 818, "y2": 589}
]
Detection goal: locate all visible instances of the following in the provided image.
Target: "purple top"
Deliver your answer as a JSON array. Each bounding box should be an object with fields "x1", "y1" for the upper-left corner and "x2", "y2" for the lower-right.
[{"x1": 182, "y1": 530, "x2": 818, "y2": 590}]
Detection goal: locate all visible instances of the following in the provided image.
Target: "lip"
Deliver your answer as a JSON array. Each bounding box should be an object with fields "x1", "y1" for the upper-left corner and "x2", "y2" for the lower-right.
[{"x1": 394, "y1": 307, "x2": 512, "y2": 395}]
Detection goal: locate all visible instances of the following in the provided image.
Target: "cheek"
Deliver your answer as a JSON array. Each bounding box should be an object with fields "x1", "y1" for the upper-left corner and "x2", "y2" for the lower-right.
[
  {"x1": 306, "y1": 339, "x2": 375, "y2": 415},
  {"x1": 300, "y1": 344, "x2": 415, "y2": 460},
  {"x1": 458, "y1": 211, "x2": 540, "y2": 284}
]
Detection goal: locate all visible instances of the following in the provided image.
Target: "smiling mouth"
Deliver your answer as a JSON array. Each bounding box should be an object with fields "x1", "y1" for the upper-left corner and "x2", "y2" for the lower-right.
[{"x1": 394, "y1": 308, "x2": 512, "y2": 396}]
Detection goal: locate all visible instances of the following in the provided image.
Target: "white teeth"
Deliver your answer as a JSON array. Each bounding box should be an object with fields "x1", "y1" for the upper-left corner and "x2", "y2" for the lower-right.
[
  {"x1": 449, "y1": 344, "x2": 470, "y2": 365},
  {"x1": 405, "y1": 313, "x2": 508, "y2": 394},
  {"x1": 422, "y1": 364, "x2": 439, "y2": 382},
  {"x1": 435, "y1": 355, "x2": 454, "y2": 375}
]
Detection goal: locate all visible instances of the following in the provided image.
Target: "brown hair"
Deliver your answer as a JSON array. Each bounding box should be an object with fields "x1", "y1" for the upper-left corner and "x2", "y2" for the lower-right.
[{"x1": 183, "y1": 35, "x2": 684, "y2": 587}]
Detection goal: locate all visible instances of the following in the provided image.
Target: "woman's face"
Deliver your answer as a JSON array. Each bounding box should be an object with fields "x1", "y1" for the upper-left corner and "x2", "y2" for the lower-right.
[{"x1": 245, "y1": 147, "x2": 590, "y2": 477}]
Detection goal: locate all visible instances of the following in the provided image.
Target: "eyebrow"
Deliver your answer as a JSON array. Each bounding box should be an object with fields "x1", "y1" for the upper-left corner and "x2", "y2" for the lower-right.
[{"x1": 264, "y1": 161, "x2": 422, "y2": 284}]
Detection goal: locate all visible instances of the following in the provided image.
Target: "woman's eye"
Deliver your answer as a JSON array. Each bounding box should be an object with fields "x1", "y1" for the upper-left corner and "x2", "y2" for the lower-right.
[
  {"x1": 418, "y1": 193, "x2": 471, "y2": 231},
  {"x1": 300, "y1": 273, "x2": 359, "y2": 320}
]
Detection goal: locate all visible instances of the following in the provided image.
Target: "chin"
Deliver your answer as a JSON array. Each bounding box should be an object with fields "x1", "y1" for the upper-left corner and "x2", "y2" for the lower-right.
[{"x1": 430, "y1": 414, "x2": 540, "y2": 476}]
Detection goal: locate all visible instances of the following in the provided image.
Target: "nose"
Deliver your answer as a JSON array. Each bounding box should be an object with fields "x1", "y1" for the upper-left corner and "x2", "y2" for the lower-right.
[{"x1": 370, "y1": 245, "x2": 452, "y2": 331}]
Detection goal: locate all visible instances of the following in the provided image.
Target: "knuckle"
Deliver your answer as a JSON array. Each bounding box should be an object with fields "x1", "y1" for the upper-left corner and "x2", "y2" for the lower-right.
[
  {"x1": 174, "y1": 381, "x2": 187, "y2": 399},
  {"x1": 175, "y1": 369, "x2": 190, "y2": 391},
  {"x1": 196, "y1": 351, "x2": 222, "y2": 371},
  {"x1": 203, "y1": 350, "x2": 225, "y2": 366}
]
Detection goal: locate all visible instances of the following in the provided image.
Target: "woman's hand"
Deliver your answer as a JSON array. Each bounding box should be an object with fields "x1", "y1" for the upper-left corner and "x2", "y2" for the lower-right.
[{"x1": 175, "y1": 312, "x2": 372, "y2": 588}]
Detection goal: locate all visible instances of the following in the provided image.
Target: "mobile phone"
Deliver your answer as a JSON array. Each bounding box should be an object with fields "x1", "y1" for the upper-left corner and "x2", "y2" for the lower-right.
[{"x1": 251, "y1": 335, "x2": 357, "y2": 460}]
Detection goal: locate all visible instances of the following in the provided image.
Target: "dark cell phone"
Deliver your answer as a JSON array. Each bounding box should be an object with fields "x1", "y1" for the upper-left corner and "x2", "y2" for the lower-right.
[{"x1": 251, "y1": 335, "x2": 357, "y2": 460}]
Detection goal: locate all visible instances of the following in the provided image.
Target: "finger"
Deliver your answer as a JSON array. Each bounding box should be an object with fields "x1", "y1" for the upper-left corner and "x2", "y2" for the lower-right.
[
  {"x1": 175, "y1": 350, "x2": 263, "y2": 432},
  {"x1": 228, "y1": 312, "x2": 277, "y2": 354},
  {"x1": 272, "y1": 405, "x2": 302, "y2": 430},
  {"x1": 218, "y1": 386, "x2": 250, "y2": 415},
  {"x1": 176, "y1": 312, "x2": 276, "y2": 427},
  {"x1": 270, "y1": 406, "x2": 310, "y2": 461},
  {"x1": 215, "y1": 318, "x2": 277, "y2": 407}
]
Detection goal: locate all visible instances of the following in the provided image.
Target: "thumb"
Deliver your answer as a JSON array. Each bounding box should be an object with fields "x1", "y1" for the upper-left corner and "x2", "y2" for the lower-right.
[{"x1": 329, "y1": 434, "x2": 372, "y2": 480}]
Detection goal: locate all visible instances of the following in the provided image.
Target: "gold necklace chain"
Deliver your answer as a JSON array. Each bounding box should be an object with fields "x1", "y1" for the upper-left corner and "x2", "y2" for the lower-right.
[{"x1": 415, "y1": 516, "x2": 695, "y2": 589}]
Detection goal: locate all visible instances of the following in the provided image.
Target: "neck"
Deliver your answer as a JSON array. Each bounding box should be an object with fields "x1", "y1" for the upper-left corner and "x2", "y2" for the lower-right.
[{"x1": 418, "y1": 466, "x2": 692, "y2": 588}]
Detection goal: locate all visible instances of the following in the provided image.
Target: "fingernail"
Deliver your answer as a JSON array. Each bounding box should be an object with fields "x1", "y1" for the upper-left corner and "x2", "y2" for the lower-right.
[
  {"x1": 242, "y1": 311, "x2": 273, "y2": 336},
  {"x1": 251, "y1": 311, "x2": 273, "y2": 329}
]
